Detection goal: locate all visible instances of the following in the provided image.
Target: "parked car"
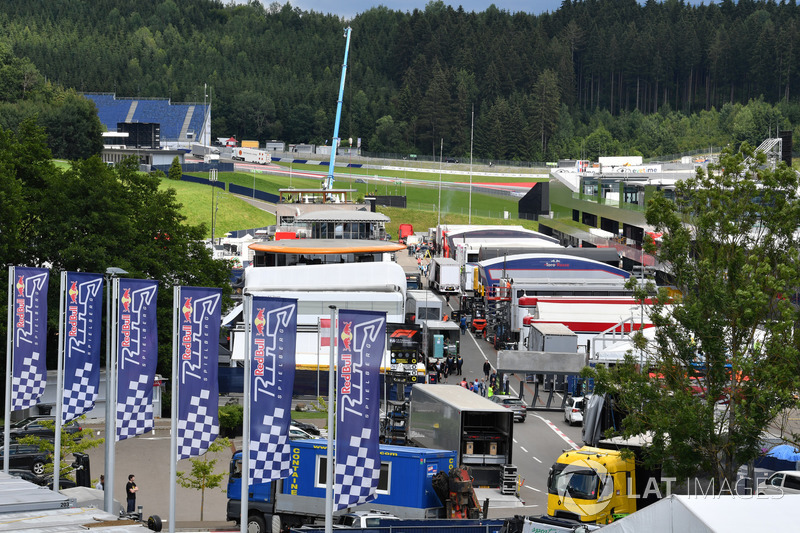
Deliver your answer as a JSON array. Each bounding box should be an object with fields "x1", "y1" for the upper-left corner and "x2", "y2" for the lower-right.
[
  {"x1": 757, "y1": 471, "x2": 800, "y2": 495},
  {"x1": 490, "y1": 394, "x2": 527, "y2": 422},
  {"x1": 289, "y1": 426, "x2": 314, "y2": 440},
  {"x1": 7, "y1": 416, "x2": 82, "y2": 441},
  {"x1": 291, "y1": 419, "x2": 321, "y2": 436},
  {"x1": 8, "y1": 469, "x2": 77, "y2": 489},
  {"x1": 564, "y1": 396, "x2": 584, "y2": 426},
  {"x1": 0, "y1": 443, "x2": 52, "y2": 475}
]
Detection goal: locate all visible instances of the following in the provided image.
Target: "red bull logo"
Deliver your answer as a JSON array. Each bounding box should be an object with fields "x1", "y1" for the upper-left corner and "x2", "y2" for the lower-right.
[
  {"x1": 182, "y1": 297, "x2": 192, "y2": 322},
  {"x1": 121, "y1": 288, "x2": 132, "y2": 312},
  {"x1": 69, "y1": 281, "x2": 78, "y2": 304},
  {"x1": 16, "y1": 275, "x2": 24, "y2": 296},
  {"x1": 254, "y1": 308, "x2": 266, "y2": 335},
  {"x1": 341, "y1": 322, "x2": 353, "y2": 351}
]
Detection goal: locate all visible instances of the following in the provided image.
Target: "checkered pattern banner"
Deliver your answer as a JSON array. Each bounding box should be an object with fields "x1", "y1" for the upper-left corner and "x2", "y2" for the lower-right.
[
  {"x1": 11, "y1": 267, "x2": 50, "y2": 411},
  {"x1": 249, "y1": 296, "x2": 297, "y2": 485},
  {"x1": 177, "y1": 286, "x2": 222, "y2": 459},
  {"x1": 62, "y1": 272, "x2": 103, "y2": 423},
  {"x1": 116, "y1": 279, "x2": 159, "y2": 442},
  {"x1": 334, "y1": 309, "x2": 386, "y2": 511}
]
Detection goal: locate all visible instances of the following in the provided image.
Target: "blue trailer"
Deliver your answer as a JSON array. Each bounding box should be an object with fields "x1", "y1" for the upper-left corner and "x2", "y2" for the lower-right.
[{"x1": 227, "y1": 439, "x2": 457, "y2": 532}]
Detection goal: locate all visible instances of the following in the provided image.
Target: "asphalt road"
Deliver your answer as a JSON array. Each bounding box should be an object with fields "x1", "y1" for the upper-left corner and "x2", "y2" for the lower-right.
[{"x1": 447, "y1": 299, "x2": 584, "y2": 517}]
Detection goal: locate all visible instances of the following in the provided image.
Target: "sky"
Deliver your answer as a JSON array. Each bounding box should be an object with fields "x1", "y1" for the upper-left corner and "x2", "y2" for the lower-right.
[
  {"x1": 236, "y1": 1, "x2": 714, "y2": 22},
  {"x1": 239, "y1": 0, "x2": 568, "y2": 20}
]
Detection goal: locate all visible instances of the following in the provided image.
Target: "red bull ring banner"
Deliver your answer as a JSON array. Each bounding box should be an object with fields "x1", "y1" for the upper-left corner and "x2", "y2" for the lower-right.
[
  {"x1": 177, "y1": 286, "x2": 222, "y2": 459},
  {"x1": 116, "y1": 278, "x2": 159, "y2": 441},
  {"x1": 11, "y1": 266, "x2": 50, "y2": 411},
  {"x1": 334, "y1": 309, "x2": 386, "y2": 510},
  {"x1": 61, "y1": 272, "x2": 104, "y2": 423},
  {"x1": 248, "y1": 296, "x2": 298, "y2": 485}
]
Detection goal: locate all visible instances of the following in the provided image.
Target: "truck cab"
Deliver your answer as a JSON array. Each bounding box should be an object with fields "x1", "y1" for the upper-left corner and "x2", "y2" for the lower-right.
[{"x1": 547, "y1": 446, "x2": 636, "y2": 524}]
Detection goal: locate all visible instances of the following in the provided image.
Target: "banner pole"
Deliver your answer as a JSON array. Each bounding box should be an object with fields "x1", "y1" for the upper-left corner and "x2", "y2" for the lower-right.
[
  {"x1": 169, "y1": 286, "x2": 180, "y2": 533},
  {"x1": 3, "y1": 266, "x2": 14, "y2": 474},
  {"x1": 53, "y1": 271, "x2": 67, "y2": 492},
  {"x1": 325, "y1": 305, "x2": 337, "y2": 533},
  {"x1": 240, "y1": 293, "x2": 252, "y2": 533},
  {"x1": 107, "y1": 278, "x2": 119, "y2": 513}
]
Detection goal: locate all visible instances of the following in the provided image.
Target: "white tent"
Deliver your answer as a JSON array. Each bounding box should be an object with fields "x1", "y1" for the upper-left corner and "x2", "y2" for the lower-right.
[{"x1": 601, "y1": 494, "x2": 800, "y2": 532}]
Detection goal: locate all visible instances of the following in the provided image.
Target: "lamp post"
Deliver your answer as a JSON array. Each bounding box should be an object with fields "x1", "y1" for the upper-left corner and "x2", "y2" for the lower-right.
[
  {"x1": 210, "y1": 169, "x2": 219, "y2": 243},
  {"x1": 437, "y1": 138, "x2": 443, "y2": 229},
  {"x1": 469, "y1": 105, "x2": 474, "y2": 224},
  {"x1": 104, "y1": 266, "x2": 128, "y2": 513}
]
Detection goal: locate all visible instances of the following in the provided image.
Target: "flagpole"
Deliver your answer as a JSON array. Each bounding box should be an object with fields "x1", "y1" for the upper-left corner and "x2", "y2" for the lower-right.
[
  {"x1": 240, "y1": 294, "x2": 252, "y2": 533},
  {"x1": 316, "y1": 318, "x2": 321, "y2": 400},
  {"x1": 169, "y1": 286, "x2": 180, "y2": 533},
  {"x1": 53, "y1": 271, "x2": 67, "y2": 492},
  {"x1": 103, "y1": 272, "x2": 113, "y2": 511},
  {"x1": 324, "y1": 305, "x2": 337, "y2": 533},
  {"x1": 3, "y1": 266, "x2": 14, "y2": 474},
  {"x1": 106, "y1": 277, "x2": 119, "y2": 513}
]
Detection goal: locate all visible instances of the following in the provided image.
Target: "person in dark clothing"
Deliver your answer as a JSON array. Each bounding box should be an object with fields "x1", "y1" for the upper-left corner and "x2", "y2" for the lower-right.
[
  {"x1": 456, "y1": 355, "x2": 463, "y2": 375},
  {"x1": 483, "y1": 360, "x2": 491, "y2": 380},
  {"x1": 126, "y1": 474, "x2": 138, "y2": 513}
]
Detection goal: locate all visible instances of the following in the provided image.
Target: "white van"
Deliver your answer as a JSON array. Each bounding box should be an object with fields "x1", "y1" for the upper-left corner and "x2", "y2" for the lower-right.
[{"x1": 757, "y1": 470, "x2": 800, "y2": 495}]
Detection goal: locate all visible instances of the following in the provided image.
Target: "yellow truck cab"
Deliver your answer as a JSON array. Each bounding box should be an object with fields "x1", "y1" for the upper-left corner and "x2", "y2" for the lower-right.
[{"x1": 547, "y1": 446, "x2": 637, "y2": 524}]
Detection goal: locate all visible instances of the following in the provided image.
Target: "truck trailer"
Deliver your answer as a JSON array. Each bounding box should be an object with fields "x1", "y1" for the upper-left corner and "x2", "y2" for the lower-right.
[
  {"x1": 429, "y1": 257, "x2": 460, "y2": 294},
  {"x1": 227, "y1": 439, "x2": 457, "y2": 532},
  {"x1": 232, "y1": 146, "x2": 272, "y2": 164},
  {"x1": 407, "y1": 384, "x2": 515, "y2": 489}
]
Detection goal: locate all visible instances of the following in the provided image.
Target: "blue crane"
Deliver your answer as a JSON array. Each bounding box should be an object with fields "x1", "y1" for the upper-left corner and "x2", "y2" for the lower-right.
[{"x1": 324, "y1": 26, "x2": 352, "y2": 191}]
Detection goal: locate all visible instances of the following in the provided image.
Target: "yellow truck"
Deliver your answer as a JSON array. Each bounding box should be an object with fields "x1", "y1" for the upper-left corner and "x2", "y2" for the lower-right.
[{"x1": 547, "y1": 441, "x2": 660, "y2": 524}]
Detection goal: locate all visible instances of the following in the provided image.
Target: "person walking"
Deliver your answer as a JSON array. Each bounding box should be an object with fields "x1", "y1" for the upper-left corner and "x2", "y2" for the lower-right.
[
  {"x1": 480, "y1": 378, "x2": 487, "y2": 397},
  {"x1": 460, "y1": 315, "x2": 467, "y2": 333},
  {"x1": 473, "y1": 379, "x2": 480, "y2": 394},
  {"x1": 483, "y1": 360, "x2": 491, "y2": 380},
  {"x1": 503, "y1": 373, "x2": 510, "y2": 395},
  {"x1": 125, "y1": 474, "x2": 138, "y2": 513},
  {"x1": 441, "y1": 360, "x2": 449, "y2": 383},
  {"x1": 460, "y1": 377, "x2": 469, "y2": 389},
  {"x1": 456, "y1": 355, "x2": 463, "y2": 375},
  {"x1": 95, "y1": 474, "x2": 104, "y2": 491}
]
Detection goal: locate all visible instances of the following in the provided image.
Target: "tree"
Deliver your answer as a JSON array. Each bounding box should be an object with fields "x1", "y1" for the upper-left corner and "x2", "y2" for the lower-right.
[
  {"x1": 176, "y1": 437, "x2": 231, "y2": 521},
  {"x1": 169, "y1": 156, "x2": 182, "y2": 181},
  {"x1": 18, "y1": 416, "x2": 104, "y2": 482},
  {"x1": 592, "y1": 143, "x2": 800, "y2": 492}
]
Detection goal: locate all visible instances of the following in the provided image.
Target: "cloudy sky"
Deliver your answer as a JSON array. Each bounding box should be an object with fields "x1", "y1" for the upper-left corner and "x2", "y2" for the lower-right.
[
  {"x1": 235, "y1": 1, "x2": 713, "y2": 22},
  {"x1": 288, "y1": 0, "x2": 563, "y2": 19}
]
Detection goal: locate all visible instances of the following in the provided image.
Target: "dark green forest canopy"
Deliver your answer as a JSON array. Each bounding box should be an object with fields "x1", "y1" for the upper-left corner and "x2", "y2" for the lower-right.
[{"x1": 2, "y1": 0, "x2": 800, "y2": 160}]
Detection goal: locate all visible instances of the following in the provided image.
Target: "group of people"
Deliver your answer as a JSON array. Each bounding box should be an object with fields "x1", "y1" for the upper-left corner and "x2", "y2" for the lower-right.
[
  {"x1": 429, "y1": 354, "x2": 463, "y2": 383},
  {"x1": 459, "y1": 377, "x2": 489, "y2": 396}
]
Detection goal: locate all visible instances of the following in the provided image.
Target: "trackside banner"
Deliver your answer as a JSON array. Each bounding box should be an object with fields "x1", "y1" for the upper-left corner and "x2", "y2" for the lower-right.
[
  {"x1": 177, "y1": 286, "x2": 222, "y2": 459},
  {"x1": 334, "y1": 309, "x2": 386, "y2": 510},
  {"x1": 249, "y1": 296, "x2": 297, "y2": 485},
  {"x1": 11, "y1": 266, "x2": 50, "y2": 411},
  {"x1": 116, "y1": 278, "x2": 159, "y2": 441},
  {"x1": 62, "y1": 272, "x2": 104, "y2": 423}
]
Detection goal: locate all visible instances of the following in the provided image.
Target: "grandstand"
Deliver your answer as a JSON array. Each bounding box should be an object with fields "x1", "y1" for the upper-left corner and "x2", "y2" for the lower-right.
[{"x1": 83, "y1": 93, "x2": 210, "y2": 148}]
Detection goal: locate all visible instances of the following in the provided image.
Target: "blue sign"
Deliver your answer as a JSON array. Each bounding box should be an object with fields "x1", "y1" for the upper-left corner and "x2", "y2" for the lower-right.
[{"x1": 11, "y1": 267, "x2": 50, "y2": 411}]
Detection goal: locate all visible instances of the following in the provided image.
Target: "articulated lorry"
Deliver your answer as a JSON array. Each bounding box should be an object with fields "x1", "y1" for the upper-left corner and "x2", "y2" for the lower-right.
[
  {"x1": 407, "y1": 384, "x2": 517, "y2": 492},
  {"x1": 547, "y1": 394, "x2": 659, "y2": 525},
  {"x1": 231, "y1": 146, "x2": 272, "y2": 164},
  {"x1": 227, "y1": 439, "x2": 457, "y2": 532}
]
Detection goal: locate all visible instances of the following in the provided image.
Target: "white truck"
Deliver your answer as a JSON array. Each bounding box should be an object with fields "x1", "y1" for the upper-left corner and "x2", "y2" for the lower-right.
[
  {"x1": 231, "y1": 146, "x2": 272, "y2": 165},
  {"x1": 428, "y1": 257, "x2": 460, "y2": 294}
]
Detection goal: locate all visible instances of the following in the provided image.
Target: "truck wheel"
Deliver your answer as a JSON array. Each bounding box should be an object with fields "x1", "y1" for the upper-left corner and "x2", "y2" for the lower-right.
[
  {"x1": 147, "y1": 515, "x2": 162, "y2": 532},
  {"x1": 271, "y1": 515, "x2": 281, "y2": 533},
  {"x1": 248, "y1": 515, "x2": 267, "y2": 533}
]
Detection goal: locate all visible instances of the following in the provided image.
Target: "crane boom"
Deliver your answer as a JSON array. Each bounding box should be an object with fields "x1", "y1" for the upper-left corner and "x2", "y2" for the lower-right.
[{"x1": 324, "y1": 26, "x2": 352, "y2": 191}]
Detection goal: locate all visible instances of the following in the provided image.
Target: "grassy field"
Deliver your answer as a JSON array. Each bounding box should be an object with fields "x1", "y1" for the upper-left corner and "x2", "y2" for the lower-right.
[
  {"x1": 187, "y1": 165, "x2": 535, "y2": 227},
  {"x1": 159, "y1": 178, "x2": 275, "y2": 237}
]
